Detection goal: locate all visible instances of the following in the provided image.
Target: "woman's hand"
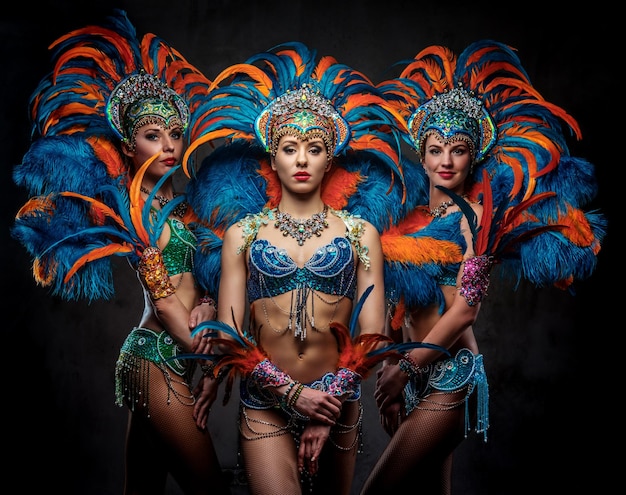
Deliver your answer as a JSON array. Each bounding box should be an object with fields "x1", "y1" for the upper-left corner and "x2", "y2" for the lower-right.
[
  {"x1": 189, "y1": 301, "x2": 216, "y2": 354},
  {"x1": 297, "y1": 421, "x2": 331, "y2": 476},
  {"x1": 292, "y1": 387, "x2": 341, "y2": 425},
  {"x1": 379, "y1": 399, "x2": 405, "y2": 436},
  {"x1": 374, "y1": 363, "x2": 406, "y2": 412},
  {"x1": 192, "y1": 373, "x2": 219, "y2": 429}
]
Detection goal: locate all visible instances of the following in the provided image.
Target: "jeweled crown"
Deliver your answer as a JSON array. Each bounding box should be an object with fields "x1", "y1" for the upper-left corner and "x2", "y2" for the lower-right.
[
  {"x1": 106, "y1": 70, "x2": 190, "y2": 147},
  {"x1": 408, "y1": 83, "x2": 496, "y2": 162},
  {"x1": 254, "y1": 83, "x2": 350, "y2": 157}
]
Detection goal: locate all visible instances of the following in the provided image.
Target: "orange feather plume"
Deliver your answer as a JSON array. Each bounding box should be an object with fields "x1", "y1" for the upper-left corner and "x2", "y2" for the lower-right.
[
  {"x1": 557, "y1": 206, "x2": 597, "y2": 247},
  {"x1": 209, "y1": 64, "x2": 273, "y2": 96},
  {"x1": 33, "y1": 257, "x2": 57, "y2": 287},
  {"x1": 64, "y1": 243, "x2": 134, "y2": 282},
  {"x1": 51, "y1": 25, "x2": 136, "y2": 69},
  {"x1": 183, "y1": 128, "x2": 244, "y2": 176},
  {"x1": 15, "y1": 195, "x2": 55, "y2": 218},
  {"x1": 321, "y1": 168, "x2": 362, "y2": 210},
  {"x1": 88, "y1": 136, "x2": 126, "y2": 179},
  {"x1": 128, "y1": 154, "x2": 159, "y2": 247},
  {"x1": 381, "y1": 232, "x2": 464, "y2": 266},
  {"x1": 331, "y1": 321, "x2": 395, "y2": 378},
  {"x1": 257, "y1": 160, "x2": 281, "y2": 208}
]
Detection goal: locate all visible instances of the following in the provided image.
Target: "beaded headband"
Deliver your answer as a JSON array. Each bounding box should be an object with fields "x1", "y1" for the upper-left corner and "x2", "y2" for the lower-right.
[
  {"x1": 106, "y1": 70, "x2": 190, "y2": 150},
  {"x1": 254, "y1": 84, "x2": 349, "y2": 157},
  {"x1": 408, "y1": 84, "x2": 496, "y2": 163}
]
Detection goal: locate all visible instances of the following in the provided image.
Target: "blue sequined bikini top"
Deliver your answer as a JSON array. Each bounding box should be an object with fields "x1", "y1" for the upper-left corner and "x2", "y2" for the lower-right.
[
  {"x1": 248, "y1": 237, "x2": 356, "y2": 302},
  {"x1": 161, "y1": 216, "x2": 196, "y2": 276},
  {"x1": 238, "y1": 207, "x2": 369, "y2": 303}
]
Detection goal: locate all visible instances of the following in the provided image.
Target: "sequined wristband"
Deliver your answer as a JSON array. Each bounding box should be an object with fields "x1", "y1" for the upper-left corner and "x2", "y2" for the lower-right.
[
  {"x1": 250, "y1": 359, "x2": 292, "y2": 389},
  {"x1": 327, "y1": 368, "x2": 362, "y2": 398},
  {"x1": 198, "y1": 295, "x2": 216, "y2": 306}
]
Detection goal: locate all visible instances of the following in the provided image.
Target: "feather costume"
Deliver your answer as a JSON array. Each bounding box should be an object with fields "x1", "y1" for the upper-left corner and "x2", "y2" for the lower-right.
[
  {"x1": 376, "y1": 41, "x2": 606, "y2": 324},
  {"x1": 11, "y1": 9, "x2": 212, "y2": 302},
  {"x1": 184, "y1": 41, "x2": 407, "y2": 297},
  {"x1": 181, "y1": 42, "x2": 418, "y2": 382}
]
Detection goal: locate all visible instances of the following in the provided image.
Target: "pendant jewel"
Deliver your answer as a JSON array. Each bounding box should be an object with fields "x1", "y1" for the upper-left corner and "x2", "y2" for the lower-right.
[{"x1": 274, "y1": 205, "x2": 329, "y2": 246}]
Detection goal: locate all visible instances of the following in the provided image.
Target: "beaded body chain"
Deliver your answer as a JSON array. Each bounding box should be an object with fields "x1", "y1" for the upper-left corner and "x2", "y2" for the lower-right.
[{"x1": 259, "y1": 266, "x2": 356, "y2": 339}]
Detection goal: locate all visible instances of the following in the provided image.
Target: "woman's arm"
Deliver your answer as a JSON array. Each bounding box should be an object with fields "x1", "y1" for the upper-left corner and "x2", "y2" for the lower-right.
[
  {"x1": 216, "y1": 225, "x2": 248, "y2": 332},
  {"x1": 137, "y1": 247, "x2": 202, "y2": 353},
  {"x1": 150, "y1": 287, "x2": 216, "y2": 353},
  {"x1": 403, "y1": 202, "x2": 485, "y2": 362},
  {"x1": 355, "y1": 221, "x2": 386, "y2": 336},
  {"x1": 376, "y1": 204, "x2": 487, "y2": 415}
]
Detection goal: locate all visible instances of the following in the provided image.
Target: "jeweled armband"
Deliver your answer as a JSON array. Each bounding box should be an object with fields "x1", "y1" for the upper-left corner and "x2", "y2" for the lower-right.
[
  {"x1": 138, "y1": 246, "x2": 176, "y2": 300},
  {"x1": 459, "y1": 255, "x2": 493, "y2": 306},
  {"x1": 250, "y1": 358, "x2": 292, "y2": 388},
  {"x1": 327, "y1": 368, "x2": 362, "y2": 398}
]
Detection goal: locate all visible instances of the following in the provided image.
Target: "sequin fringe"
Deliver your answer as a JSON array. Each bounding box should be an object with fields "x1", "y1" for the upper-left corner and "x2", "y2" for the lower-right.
[{"x1": 114, "y1": 328, "x2": 196, "y2": 417}]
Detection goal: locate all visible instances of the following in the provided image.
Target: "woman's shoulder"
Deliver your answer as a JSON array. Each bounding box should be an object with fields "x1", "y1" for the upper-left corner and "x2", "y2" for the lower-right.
[
  {"x1": 469, "y1": 200, "x2": 483, "y2": 216},
  {"x1": 329, "y1": 207, "x2": 375, "y2": 269},
  {"x1": 330, "y1": 206, "x2": 365, "y2": 229},
  {"x1": 232, "y1": 207, "x2": 275, "y2": 254}
]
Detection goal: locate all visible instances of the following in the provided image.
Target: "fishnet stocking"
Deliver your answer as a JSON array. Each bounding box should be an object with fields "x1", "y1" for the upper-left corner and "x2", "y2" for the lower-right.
[
  {"x1": 239, "y1": 400, "x2": 361, "y2": 495},
  {"x1": 360, "y1": 387, "x2": 474, "y2": 495},
  {"x1": 123, "y1": 361, "x2": 230, "y2": 495}
]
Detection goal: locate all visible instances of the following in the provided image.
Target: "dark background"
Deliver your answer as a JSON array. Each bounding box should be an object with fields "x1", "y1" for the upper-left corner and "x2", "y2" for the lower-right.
[{"x1": 3, "y1": 2, "x2": 615, "y2": 494}]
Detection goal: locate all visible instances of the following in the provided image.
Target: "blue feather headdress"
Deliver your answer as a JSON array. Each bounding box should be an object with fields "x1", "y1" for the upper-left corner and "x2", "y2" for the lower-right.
[
  {"x1": 11, "y1": 9, "x2": 212, "y2": 301},
  {"x1": 184, "y1": 42, "x2": 408, "y2": 295},
  {"x1": 377, "y1": 41, "x2": 606, "y2": 326}
]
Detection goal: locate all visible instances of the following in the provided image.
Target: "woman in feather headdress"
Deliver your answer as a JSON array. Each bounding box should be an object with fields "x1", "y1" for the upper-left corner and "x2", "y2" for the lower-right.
[
  {"x1": 10, "y1": 10, "x2": 231, "y2": 494},
  {"x1": 181, "y1": 41, "x2": 428, "y2": 495},
  {"x1": 360, "y1": 41, "x2": 606, "y2": 494}
]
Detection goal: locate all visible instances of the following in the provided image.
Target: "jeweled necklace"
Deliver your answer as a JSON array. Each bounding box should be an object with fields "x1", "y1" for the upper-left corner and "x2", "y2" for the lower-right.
[
  {"x1": 274, "y1": 204, "x2": 329, "y2": 246},
  {"x1": 140, "y1": 186, "x2": 188, "y2": 218},
  {"x1": 429, "y1": 199, "x2": 455, "y2": 218}
]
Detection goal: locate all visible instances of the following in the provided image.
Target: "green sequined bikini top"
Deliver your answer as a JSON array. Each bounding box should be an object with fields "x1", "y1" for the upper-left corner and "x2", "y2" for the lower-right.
[{"x1": 161, "y1": 217, "x2": 196, "y2": 275}]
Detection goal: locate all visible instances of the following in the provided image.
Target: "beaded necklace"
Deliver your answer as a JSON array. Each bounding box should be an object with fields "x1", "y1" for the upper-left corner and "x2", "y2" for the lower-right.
[
  {"x1": 140, "y1": 186, "x2": 188, "y2": 218},
  {"x1": 274, "y1": 204, "x2": 329, "y2": 245},
  {"x1": 429, "y1": 199, "x2": 455, "y2": 218}
]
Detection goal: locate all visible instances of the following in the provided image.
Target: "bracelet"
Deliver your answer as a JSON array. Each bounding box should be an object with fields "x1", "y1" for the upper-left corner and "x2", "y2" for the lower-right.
[
  {"x1": 200, "y1": 362, "x2": 216, "y2": 377},
  {"x1": 215, "y1": 364, "x2": 229, "y2": 384},
  {"x1": 280, "y1": 381, "x2": 297, "y2": 407},
  {"x1": 403, "y1": 352, "x2": 420, "y2": 369},
  {"x1": 398, "y1": 352, "x2": 422, "y2": 381},
  {"x1": 198, "y1": 295, "x2": 216, "y2": 306},
  {"x1": 288, "y1": 383, "x2": 305, "y2": 408}
]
